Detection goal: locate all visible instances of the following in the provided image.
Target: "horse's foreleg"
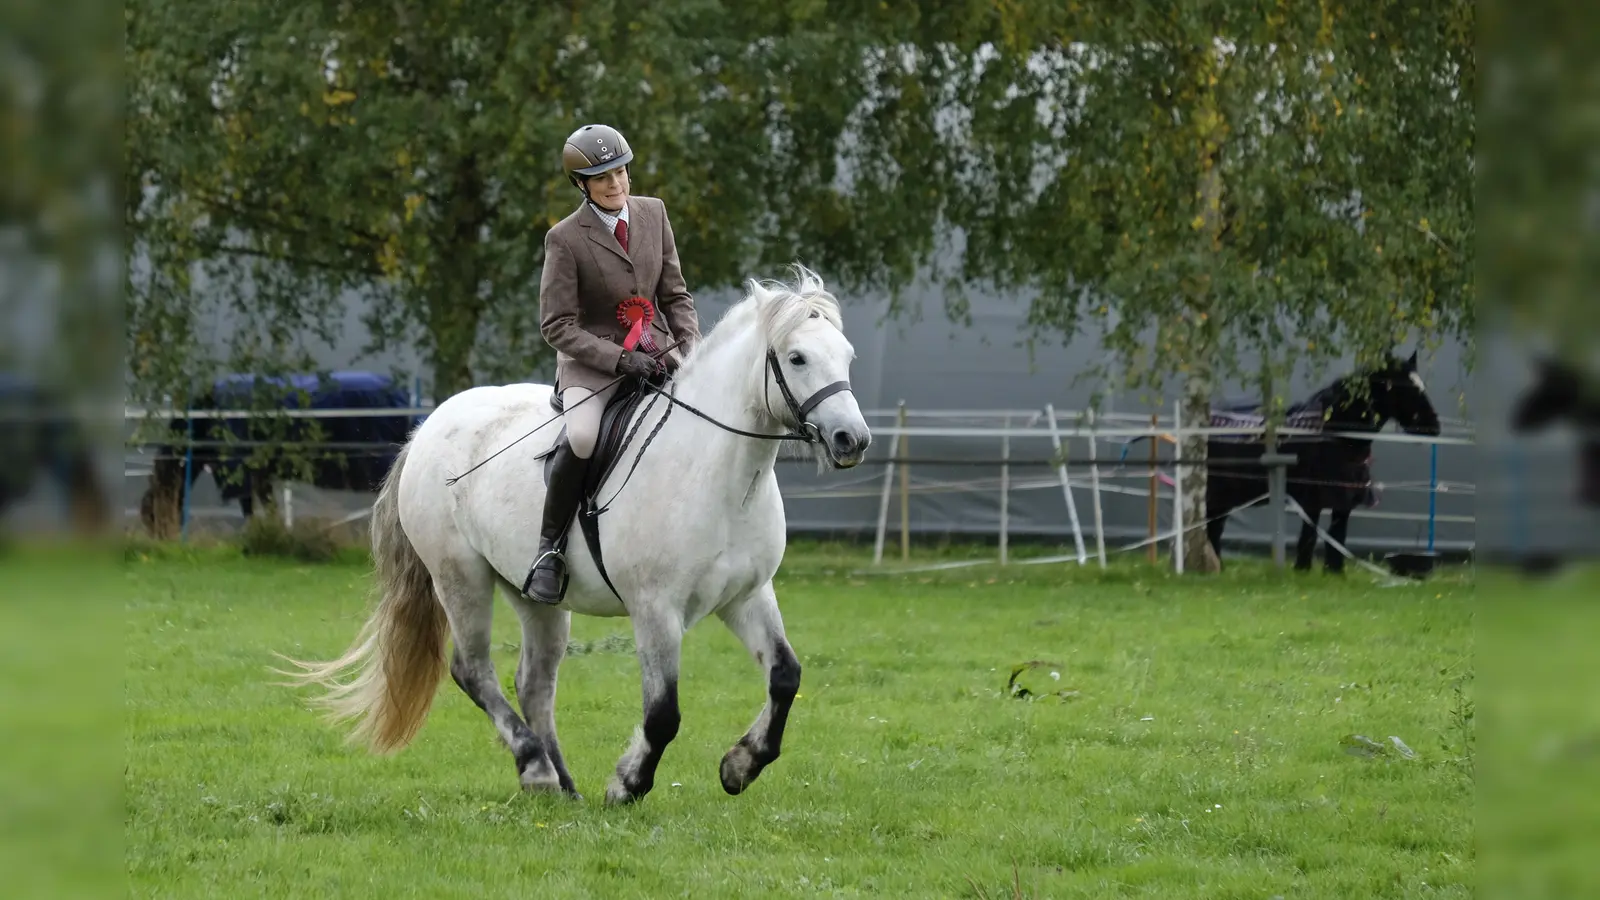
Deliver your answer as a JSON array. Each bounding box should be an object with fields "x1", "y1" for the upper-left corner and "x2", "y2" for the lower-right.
[
  {"x1": 1324, "y1": 509, "x2": 1352, "y2": 574},
  {"x1": 1206, "y1": 514, "x2": 1228, "y2": 564},
  {"x1": 715, "y1": 583, "x2": 800, "y2": 796},
  {"x1": 506, "y1": 590, "x2": 580, "y2": 798},
  {"x1": 605, "y1": 608, "x2": 683, "y2": 806},
  {"x1": 1293, "y1": 506, "x2": 1321, "y2": 571}
]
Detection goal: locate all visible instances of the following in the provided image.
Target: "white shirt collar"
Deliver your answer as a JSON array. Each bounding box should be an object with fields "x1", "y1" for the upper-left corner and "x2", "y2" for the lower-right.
[{"x1": 589, "y1": 199, "x2": 628, "y2": 230}]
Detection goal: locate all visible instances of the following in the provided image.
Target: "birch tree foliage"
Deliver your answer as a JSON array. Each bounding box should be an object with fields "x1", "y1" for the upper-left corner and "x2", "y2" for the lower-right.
[
  {"x1": 842, "y1": 1, "x2": 1472, "y2": 570},
  {"x1": 897, "y1": 1, "x2": 1475, "y2": 392},
  {"x1": 124, "y1": 0, "x2": 915, "y2": 408}
]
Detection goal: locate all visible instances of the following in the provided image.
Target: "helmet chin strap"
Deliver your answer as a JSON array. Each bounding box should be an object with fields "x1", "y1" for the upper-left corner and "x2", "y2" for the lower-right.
[{"x1": 578, "y1": 168, "x2": 628, "y2": 213}]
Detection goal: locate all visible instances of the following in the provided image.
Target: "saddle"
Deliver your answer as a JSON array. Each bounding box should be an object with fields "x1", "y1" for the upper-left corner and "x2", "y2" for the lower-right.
[
  {"x1": 542, "y1": 377, "x2": 652, "y2": 498},
  {"x1": 536, "y1": 373, "x2": 670, "y2": 604}
]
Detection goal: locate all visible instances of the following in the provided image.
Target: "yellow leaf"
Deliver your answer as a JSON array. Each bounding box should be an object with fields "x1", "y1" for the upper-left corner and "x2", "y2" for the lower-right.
[
  {"x1": 1190, "y1": 215, "x2": 1205, "y2": 230},
  {"x1": 323, "y1": 89, "x2": 358, "y2": 106},
  {"x1": 377, "y1": 238, "x2": 402, "y2": 279}
]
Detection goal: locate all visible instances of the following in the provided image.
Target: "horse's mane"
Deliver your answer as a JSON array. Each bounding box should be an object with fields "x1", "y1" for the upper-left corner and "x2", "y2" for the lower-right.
[{"x1": 678, "y1": 264, "x2": 843, "y2": 376}]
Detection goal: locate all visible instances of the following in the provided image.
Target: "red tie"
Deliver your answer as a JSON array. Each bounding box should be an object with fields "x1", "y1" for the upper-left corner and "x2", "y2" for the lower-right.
[{"x1": 614, "y1": 218, "x2": 628, "y2": 253}]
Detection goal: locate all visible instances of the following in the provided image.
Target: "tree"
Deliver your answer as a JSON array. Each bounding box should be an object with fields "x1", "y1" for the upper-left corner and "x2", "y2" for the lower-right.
[
  {"x1": 848, "y1": 1, "x2": 1474, "y2": 571},
  {"x1": 125, "y1": 0, "x2": 949, "y2": 408}
]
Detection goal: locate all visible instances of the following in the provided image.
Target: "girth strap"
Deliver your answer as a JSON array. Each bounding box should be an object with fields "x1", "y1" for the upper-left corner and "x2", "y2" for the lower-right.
[{"x1": 578, "y1": 500, "x2": 623, "y2": 603}]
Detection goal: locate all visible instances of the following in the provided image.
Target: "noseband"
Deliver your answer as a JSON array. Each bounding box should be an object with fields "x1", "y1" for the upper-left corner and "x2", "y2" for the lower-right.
[{"x1": 764, "y1": 349, "x2": 853, "y2": 444}]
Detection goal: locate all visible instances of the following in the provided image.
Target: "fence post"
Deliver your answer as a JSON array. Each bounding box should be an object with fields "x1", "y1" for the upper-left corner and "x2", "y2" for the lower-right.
[
  {"x1": 283, "y1": 485, "x2": 294, "y2": 529},
  {"x1": 1262, "y1": 441, "x2": 1295, "y2": 570},
  {"x1": 1088, "y1": 408, "x2": 1107, "y2": 568},
  {"x1": 872, "y1": 401, "x2": 903, "y2": 565},
  {"x1": 1045, "y1": 404, "x2": 1088, "y2": 564},
  {"x1": 898, "y1": 403, "x2": 911, "y2": 562},
  {"x1": 1427, "y1": 443, "x2": 1438, "y2": 552},
  {"x1": 1172, "y1": 400, "x2": 1184, "y2": 574},
  {"x1": 180, "y1": 407, "x2": 194, "y2": 543},
  {"x1": 999, "y1": 413, "x2": 1011, "y2": 566},
  {"x1": 1148, "y1": 412, "x2": 1158, "y2": 563}
]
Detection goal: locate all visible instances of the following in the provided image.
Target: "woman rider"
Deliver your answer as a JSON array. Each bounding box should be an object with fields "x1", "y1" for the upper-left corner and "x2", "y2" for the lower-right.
[{"x1": 524, "y1": 123, "x2": 701, "y2": 603}]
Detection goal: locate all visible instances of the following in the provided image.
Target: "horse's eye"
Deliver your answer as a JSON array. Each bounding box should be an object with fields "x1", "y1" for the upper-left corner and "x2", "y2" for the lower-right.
[{"x1": 789, "y1": 352, "x2": 807, "y2": 366}]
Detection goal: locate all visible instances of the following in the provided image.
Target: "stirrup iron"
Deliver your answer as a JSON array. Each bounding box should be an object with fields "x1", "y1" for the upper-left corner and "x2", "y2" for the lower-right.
[{"x1": 522, "y1": 545, "x2": 570, "y2": 605}]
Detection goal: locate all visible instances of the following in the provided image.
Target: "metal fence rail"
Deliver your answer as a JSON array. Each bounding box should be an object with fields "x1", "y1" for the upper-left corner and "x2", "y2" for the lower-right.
[{"x1": 123, "y1": 399, "x2": 1481, "y2": 567}]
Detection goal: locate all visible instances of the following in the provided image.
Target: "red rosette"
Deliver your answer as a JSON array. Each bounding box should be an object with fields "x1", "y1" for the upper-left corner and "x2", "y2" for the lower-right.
[{"x1": 616, "y1": 296, "x2": 658, "y2": 352}]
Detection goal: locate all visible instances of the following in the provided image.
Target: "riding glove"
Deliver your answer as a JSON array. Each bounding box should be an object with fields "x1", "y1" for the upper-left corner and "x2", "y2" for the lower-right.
[
  {"x1": 617, "y1": 349, "x2": 661, "y2": 378},
  {"x1": 665, "y1": 341, "x2": 693, "y2": 372}
]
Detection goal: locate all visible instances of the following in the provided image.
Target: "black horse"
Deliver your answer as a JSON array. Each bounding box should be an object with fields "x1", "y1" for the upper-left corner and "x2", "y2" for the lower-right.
[
  {"x1": 1511, "y1": 356, "x2": 1600, "y2": 508},
  {"x1": 0, "y1": 371, "x2": 112, "y2": 534},
  {"x1": 1204, "y1": 351, "x2": 1442, "y2": 572},
  {"x1": 139, "y1": 370, "x2": 420, "y2": 537}
]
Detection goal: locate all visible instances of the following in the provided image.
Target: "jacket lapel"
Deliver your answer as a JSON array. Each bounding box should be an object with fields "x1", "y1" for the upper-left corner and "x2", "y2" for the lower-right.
[
  {"x1": 579, "y1": 201, "x2": 630, "y2": 264},
  {"x1": 622, "y1": 201, "x2": 648, "y2": 295}
]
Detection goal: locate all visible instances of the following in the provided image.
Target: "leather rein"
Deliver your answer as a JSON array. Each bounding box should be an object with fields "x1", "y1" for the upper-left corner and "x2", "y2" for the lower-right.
[{"x1": 639, "y1": 349, "x2": 852, "y2": 450}]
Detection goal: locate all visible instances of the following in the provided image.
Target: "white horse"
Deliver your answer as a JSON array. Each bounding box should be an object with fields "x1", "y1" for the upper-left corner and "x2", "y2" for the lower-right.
[{"x1": 280, "y1": 265, "x2": 871, "y2": 805}]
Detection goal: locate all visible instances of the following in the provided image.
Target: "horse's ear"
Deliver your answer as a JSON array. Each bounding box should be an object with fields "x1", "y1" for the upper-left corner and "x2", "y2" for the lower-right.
[{"x1": 1404, "y1": 349, "x2": 1418, "y2": 371}]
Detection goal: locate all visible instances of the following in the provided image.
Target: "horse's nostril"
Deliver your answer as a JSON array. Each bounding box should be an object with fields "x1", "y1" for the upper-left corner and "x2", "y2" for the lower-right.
[{"x1": 832, "y1": 430, "x2": 857, "y2": 453}]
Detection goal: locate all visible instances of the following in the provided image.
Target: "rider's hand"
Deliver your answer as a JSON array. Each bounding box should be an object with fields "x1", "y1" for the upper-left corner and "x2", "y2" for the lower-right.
[
  {"x1": 665, "y1": 341, "x2": 692, "y2": 373},
  {"x1": 617, "y1": 349, "x2": 661, "y2": 379}
]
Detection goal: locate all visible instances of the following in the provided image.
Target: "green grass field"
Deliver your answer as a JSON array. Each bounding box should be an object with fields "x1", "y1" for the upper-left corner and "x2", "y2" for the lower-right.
[{"x1": 121, "y1": 541, "x2": 1477, "y2": 898}]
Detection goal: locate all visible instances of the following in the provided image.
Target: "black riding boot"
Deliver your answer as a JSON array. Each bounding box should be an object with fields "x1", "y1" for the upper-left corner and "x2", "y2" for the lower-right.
[{"x1": 523, "y1": 438, "x2": 590, "y2": 604}]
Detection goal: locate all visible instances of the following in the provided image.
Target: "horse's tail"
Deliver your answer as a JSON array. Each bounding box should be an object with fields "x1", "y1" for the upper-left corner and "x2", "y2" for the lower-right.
[{"x1": 275, "y1": 442, "x2": 449, "y2": 754}]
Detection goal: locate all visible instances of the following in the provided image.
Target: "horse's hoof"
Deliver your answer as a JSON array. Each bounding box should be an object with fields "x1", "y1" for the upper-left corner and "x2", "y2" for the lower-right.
[
  {"x1": 604, "y1": 777, "x2": 641, "y2": 807},
  {"x1": 719, "y1": 743, "x2": 762, "y2": 795},
  {"x1": 519, "y1": 760, "x2": 563, "y2": 794}
]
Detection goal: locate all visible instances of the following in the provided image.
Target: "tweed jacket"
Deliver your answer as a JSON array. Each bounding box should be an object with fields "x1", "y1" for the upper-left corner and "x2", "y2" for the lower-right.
[{"x1": 538, "y1": 195, "x2": 701, "y2": 396}]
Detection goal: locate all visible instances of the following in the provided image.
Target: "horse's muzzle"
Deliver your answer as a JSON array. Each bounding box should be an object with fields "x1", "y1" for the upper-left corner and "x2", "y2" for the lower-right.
[{"x1": 828, "y1": 428, "x2": 870, "y2": 469}]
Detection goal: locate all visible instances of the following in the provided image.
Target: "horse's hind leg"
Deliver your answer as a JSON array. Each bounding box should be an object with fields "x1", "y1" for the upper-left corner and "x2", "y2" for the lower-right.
[
  {"x1": 435, "y1": 559, "x2": 561, "y2": 793},
  {"x1": 1323, "y1": 509, "x2": 1352, "y2": 574},
  {"x1": 504, "y1": 583, "x2": 580, "y2": 798},
  {"x1": 714, "y1": 583, "x2": 801, "y2": 796},
  {"x1": 606, "y1": 606, "x2": 683, "y2": 807}
]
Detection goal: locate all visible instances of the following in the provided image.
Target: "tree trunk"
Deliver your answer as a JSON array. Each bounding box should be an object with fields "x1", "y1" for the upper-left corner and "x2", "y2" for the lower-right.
[
  {"x1": 1181, "y1": 364, "x2": 1222, "y2": 573},
  {"x1": 1182, "y1": 65, "x2": 1226, "y2": 576}
]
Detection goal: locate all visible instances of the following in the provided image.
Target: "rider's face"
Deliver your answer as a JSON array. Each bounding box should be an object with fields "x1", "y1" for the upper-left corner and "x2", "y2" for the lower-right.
[{"x1": 585, "y1": 167, "x2": 630, "y2": 212}]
